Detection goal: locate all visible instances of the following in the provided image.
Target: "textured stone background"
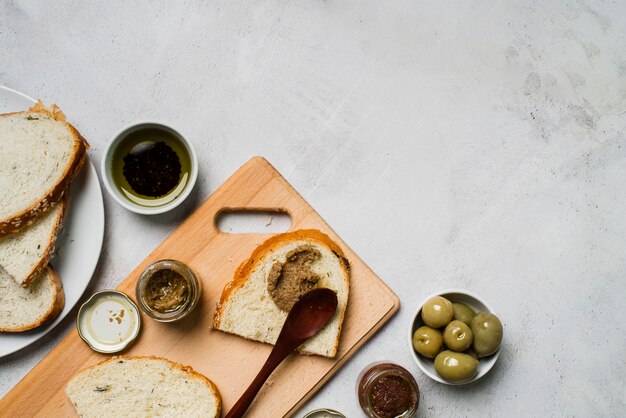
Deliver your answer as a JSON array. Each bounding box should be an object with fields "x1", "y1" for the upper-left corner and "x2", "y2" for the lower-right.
[{"x1": 1, "y1": 1, "x2": 625, "y2": 416}]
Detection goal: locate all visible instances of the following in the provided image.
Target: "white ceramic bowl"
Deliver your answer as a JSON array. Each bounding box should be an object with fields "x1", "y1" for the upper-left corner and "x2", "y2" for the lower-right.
[
  {"x1": 100, "y1": 121, "x2": 198, "y2": 215},
  {"x1": 408, "y1": 289, "x2": 501, "y2": 385}
]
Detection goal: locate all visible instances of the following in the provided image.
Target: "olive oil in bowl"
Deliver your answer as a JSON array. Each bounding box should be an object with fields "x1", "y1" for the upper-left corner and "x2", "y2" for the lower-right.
[{"x1": 110, "y1": 128, "x2": 192, "y2": 207}]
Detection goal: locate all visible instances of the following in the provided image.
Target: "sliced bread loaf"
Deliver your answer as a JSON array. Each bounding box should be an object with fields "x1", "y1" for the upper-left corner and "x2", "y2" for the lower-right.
[
  {"x1": 65, "y1": 356, "x2": 221, "y2": 418},
  {"x1": 214, "y1": 229, "x2": 350, "y2": 358},
  {"x1": 0, "y1": 201, "x2": 65, "y2": 287},
  {"x1": 0, "y1": 265, "x2": 64, "y2": 332},
  {"x1": 0, "y1": 102, "x2": 87, "y2": 236}
]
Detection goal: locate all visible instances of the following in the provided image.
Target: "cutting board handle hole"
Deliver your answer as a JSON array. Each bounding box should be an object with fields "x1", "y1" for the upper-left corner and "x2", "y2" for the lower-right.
[{"x1": 215, "y1": 210, "x2": 292, "y2": 234}]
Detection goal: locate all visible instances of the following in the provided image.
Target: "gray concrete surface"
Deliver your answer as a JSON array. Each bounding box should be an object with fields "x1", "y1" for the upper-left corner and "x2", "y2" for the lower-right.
[{"x1": 1, "y1": 1, "x2": 625, "y2": 416}]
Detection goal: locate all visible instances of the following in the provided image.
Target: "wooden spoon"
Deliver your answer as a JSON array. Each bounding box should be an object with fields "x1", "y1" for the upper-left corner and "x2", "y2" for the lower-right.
[{"x1": 225, "y1": 288, "x2": 339, "y2": 418}]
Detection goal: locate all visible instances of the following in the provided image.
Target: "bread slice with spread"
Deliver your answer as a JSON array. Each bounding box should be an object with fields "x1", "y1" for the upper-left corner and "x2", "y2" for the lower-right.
[
  {"x1": 65, "y1": 356, "x2": 221, "y2": 418},
  {"x1": 0, "y1": 200, "x2": 66, "y2": 287},
  {"x1": 0, "y1": 102, "x2": 87, "y2": 236},
  {"x1": 214, "y1": 229, "x2": 350, "y2": 358},
  {"x1": 0, "y1": 265, "x2": 64, "y2": 332}
]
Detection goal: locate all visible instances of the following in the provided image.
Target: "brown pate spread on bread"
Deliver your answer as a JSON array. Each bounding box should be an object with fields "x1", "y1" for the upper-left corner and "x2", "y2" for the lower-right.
[{"x1": 266, "y1": 245, "x2": 322, "y2": 311}]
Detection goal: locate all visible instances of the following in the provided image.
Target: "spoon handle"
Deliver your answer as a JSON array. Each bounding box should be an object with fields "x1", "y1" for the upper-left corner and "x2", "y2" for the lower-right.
[{"x1": 224, "y1": 343, "x2": 295, "y2": 418}]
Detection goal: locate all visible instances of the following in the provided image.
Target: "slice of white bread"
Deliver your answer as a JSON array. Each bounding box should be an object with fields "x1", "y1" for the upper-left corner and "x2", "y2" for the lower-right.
[
  {"x1": 0, "y1": 265, "x2": 64, "y2": 332},
  {"x1": 65, "y1": 356, "x2": 222, "y2": 418},
  {"x1": 0, "y1": 201, "x2": 65, "y2": 287},
  {"x1": 0, "y1": 101, "x2": 87, "y2": 236},
  {"x1": 214, "y1": 229, "x2": 350, "y2": 358}
]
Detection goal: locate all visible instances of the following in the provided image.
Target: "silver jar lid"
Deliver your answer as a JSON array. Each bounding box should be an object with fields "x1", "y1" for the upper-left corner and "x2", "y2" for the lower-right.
[
  {"x1": 76, "y1": 290, "x2": 141, "y2": 353},
  {"x1": 302, "y1": 408, "x2": 346, "y2": 418}
]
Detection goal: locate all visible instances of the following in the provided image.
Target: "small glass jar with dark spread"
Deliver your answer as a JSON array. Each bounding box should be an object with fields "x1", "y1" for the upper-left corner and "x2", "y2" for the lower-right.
[
  {"x1": 357, "y1": 362, "x2": 420, "y2": 418},
  {"x1": 135, "y1": 259, "x2": 201, "y2": 322}
]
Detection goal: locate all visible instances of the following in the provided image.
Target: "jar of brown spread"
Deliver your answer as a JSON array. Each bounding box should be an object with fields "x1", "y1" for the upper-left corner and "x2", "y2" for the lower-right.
[
  {"x1": 144, "y1": 268, "x2": 188, "y2": 312},
  {"x1": 357, "y1": 362, "x2": 420, "y2": 418},
  {"x1": 135, "y1": 260, "x2": 201, "y2": 322}
]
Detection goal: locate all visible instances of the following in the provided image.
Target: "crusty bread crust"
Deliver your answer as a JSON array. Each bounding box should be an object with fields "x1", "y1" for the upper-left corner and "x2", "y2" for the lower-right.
[
  {"x1": 0, "y1": 102, "x2": 88, "y2": 236},
  {"x1": 67, "y1": 355, "x2": 222, "y2": 418},
  {"x1": 213, "y1": 229, "x2": 351, "y2": 356},
  {"x1": 16, "y1": 196, "x2": 69, "y2": 288},
  {"x1": 0, "y1": 265, "x2": 65, "y2": 332}
]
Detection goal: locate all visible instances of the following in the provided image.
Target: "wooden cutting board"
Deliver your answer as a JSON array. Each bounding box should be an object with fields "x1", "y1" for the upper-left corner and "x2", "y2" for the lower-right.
[{"x1": 1, "y1": 157, "x2": 399, "y2": 417}]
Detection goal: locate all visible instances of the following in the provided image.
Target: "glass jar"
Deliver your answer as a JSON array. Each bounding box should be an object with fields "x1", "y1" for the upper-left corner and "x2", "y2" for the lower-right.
[
  {"x1": 357, "y1": 362, "x2": 420, "y2": 418},
  {"x1": 135, "y1": 259, "x2": 201, "y2": 322}
]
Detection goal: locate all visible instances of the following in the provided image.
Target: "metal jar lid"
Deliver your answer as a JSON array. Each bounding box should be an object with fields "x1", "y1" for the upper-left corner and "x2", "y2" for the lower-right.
[
  {"x1": 76, "y1": 290, "x2": 141, "y2": 353},
  {"x1": 302, "y1": 408, "x2": 346, "y2": 418}
]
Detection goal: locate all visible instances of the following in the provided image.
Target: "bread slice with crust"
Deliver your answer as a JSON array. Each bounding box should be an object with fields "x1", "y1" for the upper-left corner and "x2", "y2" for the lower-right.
[
  {"x1": 0, "y1": 101, "x2": 87, "y2": 236},
  {"x1": 0, "y1": 265, "x2": 64, "y2": 332},
  {"x1": 214, "y1": 229, "x2": 350, "y2": 358},
  {"x1": 65, "y1": 356, "x2": 221, "y2": 418},
  {"x1": 0, "y1": 200, "x2": 66, "y2": 287}
]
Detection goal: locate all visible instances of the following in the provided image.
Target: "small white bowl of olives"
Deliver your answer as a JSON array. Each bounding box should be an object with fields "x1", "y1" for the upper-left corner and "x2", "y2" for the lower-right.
[{"x1": 408, "y1": 290, "x2": 503, "y2": 385}]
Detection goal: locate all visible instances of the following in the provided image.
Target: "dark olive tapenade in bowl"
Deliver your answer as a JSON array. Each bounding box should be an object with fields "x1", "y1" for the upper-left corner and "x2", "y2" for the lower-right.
[{"x1": 101, "y1": 121, "x2": 198, "y2": 215}]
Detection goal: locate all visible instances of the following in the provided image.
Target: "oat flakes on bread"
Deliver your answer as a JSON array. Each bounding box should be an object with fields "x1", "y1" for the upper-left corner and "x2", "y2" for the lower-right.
[
  {"x1": 0, "y1": 265, "x2": 64, "y2": 332},
  {"x1": 0, "y1": 199, "x2": 66, "y2": 287},
  {"x1": 0, "y1": 101, "x2": 87, "y2": 236},
  {"x1": 65, "y1": 356, "x2": 221, "y2": 418},
  {"x1": 214, "y1": 229, "x2": 350, "y2": 358}
]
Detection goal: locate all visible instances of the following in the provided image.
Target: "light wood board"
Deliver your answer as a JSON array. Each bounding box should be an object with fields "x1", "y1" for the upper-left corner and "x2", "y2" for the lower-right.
[{"x1": 1, "y1": 157, "x2": 400, "y2": 417}]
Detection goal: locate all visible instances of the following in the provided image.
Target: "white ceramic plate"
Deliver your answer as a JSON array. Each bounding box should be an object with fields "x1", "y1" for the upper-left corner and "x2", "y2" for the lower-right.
[{"x1": 0, "y1": 86, "x2": 105, "y2": 357}]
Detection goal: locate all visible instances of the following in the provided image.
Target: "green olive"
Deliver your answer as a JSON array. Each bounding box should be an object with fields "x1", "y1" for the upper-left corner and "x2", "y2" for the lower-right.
[
  {"x1": 421, "y1": 296, "x2": 454, "y2": 328},
  {"x1": 412, "y1": 326, "x2": 444, "y2": 358},
  {"x1": 434, "y1": 350, "x2": 479, "y2": 382},
  {"x1": 471, "y1": 312, "x2": 503, "y2": 357},
  {"x1": 443, "y1": 320, "x2": 473, "y2": 352},
  {"x1": 453, "y1": 303, "x2": 476, "y2": 326}
]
